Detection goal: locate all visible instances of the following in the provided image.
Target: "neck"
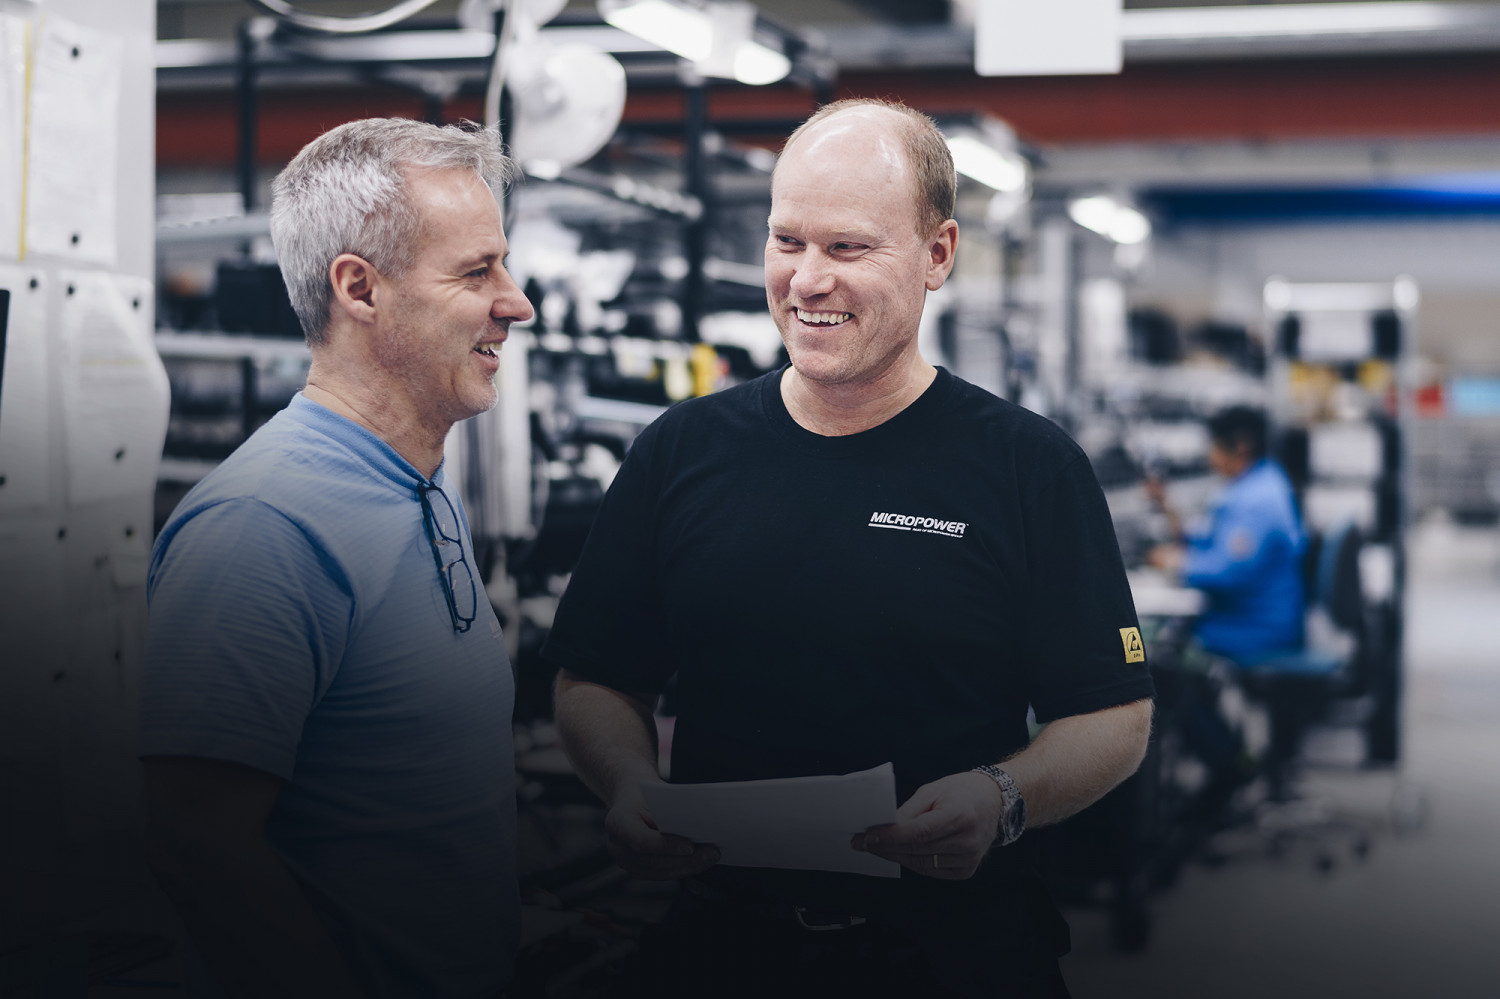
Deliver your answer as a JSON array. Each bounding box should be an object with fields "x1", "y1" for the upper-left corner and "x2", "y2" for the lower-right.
[
  {"x1": 781, "y1": 359, "x2": 937, "y2": 437},
  {"x1": 1226, "y1": 453, "x2": 1261, "y2": 480},
  {"x1": 303, "y1": 357, "x2": 448, "y2": 479}
]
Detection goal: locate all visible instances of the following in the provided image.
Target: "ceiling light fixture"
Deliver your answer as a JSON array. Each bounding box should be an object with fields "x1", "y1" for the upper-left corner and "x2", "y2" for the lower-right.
[
  {"x1": 731, "y1": 38, "x2": 792, "y2": 86},
  {"x1": 1068, "y1": 195, "x2": 1152, "y2": 244},
  {"x1": 598, "y1": 0, "x2": 791, "y2": 85},
  {"x1": 946, "y1": 134, "x2": 1029, "y2": 194}
]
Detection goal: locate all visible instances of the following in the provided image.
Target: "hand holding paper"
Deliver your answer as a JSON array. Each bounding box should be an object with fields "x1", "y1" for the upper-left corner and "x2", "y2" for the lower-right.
[
  {"x1": 603, "y1": 782, "x2": 721, "y2": 881},
  {"x1": 639, "y1": 763, "x2": 901, "y2": 879},
  {"x1": 853, "y1": 770, "x2": 1006, "y2": 881}
]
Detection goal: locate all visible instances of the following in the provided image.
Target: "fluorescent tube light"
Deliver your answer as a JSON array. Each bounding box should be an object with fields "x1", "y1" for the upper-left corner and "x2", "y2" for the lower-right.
[
  {"x1": 733, "y1": 40, "x2": 791, "y2": 85},
  {"x1": 1068, "y1": 195, "x2": 1151, "y2": 244},
  {"x1": 600, "y1": 0, "x2": 791, "y2": 84},
  {"x1": 1124, "y1": 2, "x2": 1466, "y2": 43},
  {"x1": 600, "y1": 0, "x2": 713, "y2": 61},
  {"x1": 946, "y1": 134, "x2": 1029, "y2": 193}
]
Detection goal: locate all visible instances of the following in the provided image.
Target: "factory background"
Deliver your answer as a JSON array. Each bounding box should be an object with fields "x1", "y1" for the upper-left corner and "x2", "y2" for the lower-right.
[{"x1": 1, "y1": 0, "x2": 1498, "y2": 995}]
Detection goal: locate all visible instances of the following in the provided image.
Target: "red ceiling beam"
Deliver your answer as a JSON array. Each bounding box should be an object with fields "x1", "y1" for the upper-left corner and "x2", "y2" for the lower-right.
[
  {"x1": 158, "y1": 86, "x2": 432, "y2": 168},
  {"x1": 844, "y1": 55, "x2": 1500, "y2": 144},
  {"x1": 157, "y1": 53, "x2": 1500, "y2": 169}
]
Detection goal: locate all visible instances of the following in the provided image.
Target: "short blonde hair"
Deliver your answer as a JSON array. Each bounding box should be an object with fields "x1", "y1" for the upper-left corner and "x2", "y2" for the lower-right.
[{"x1": 778, "y1": 98, "x2": 955, "y2": 240}]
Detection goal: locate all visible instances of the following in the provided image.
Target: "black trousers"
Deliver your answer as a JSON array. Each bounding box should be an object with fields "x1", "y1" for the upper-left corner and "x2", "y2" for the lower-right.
[{"x1": 609, "y1": 888, "x2": 1071, "y2": 999}]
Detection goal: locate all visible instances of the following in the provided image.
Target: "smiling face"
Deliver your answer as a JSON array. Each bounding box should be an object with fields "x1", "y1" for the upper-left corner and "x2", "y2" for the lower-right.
[
  {"x1": 374, "y1": 166, "x2": 533, "y2": 434},
  {"x1": 765, "y1": 108, "x2": 956, "y2": 392}
]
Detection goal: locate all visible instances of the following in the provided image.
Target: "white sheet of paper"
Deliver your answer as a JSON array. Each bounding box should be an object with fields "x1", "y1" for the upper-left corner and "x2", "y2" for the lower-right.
[
  {"x1": 0, "y1": 15, "x2": 28, "y2": 261},
  {"x1": 641, "y1": 762, "x2": 901, "y2": 878},
  {"x1": 57, "y1": 270, "x2": 169, "y2": 506},
  {"x1": 26, "y1": 16, "x2": 123, "y2": 265},
  {"x1": 0, "y1": 266, "x2": 50, "y2": 513}
]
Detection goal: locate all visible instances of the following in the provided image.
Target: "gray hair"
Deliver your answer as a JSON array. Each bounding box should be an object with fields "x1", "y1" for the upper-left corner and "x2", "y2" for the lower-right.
[{"x1": 269, "y1": 118, "x2": 519, "y2": 346}]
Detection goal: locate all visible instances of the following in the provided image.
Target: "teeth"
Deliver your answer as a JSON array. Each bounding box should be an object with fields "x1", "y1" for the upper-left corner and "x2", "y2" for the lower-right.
[
  {"x1": 796, "y1": 309, "x2": 851, "y2": 326},
  {"x1": 475, "y1": 345, "x2": 497, "y2": 357}
]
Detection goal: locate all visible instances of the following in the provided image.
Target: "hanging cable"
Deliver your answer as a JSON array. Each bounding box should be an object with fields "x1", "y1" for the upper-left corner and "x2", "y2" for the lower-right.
[
  {"x1": 238, "y1": 0, "x2": 446, "y2": 35},
  {"x1": 482, "y1": 1, "x2": 514, "y2": 129}
]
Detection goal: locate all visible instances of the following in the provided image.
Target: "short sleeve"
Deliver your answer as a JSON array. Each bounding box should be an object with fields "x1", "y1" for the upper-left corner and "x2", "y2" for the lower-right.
[
  {"x1": 1017, "y1": 455, "x2": 1155, "y2": 723},
  {"x1": 540, "y1": 431, "x2": 673, "y2": 695},
  {"x1": 139, "y1": 499, "x2": 353, "y2": 780}
]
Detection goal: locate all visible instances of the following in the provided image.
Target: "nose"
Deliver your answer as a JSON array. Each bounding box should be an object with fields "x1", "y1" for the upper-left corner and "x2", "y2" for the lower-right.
[
  {"x1": 788, "y1": 248, "x2": 835, "y2": 300},
  {"x1": 493, "y1": 268, "x2": 534, "y2": 324}
]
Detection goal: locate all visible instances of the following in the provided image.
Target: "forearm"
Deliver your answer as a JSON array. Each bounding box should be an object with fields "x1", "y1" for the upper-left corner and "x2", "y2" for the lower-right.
[
  {"x1": 553, "y1": 670, "x2": 663, "y2": 806},
  {"x1": 1160, "y1": 506, "x2": 1183, "y2": 543},
  {"x1": 145, "y1": 824, "x2": 366, "y2": 998},
  {"x1": 999, "y1": 698, "x2": 1153, "y2": 828},
  {"x1": 1181, "y1": 544, "x2": 1264, "y2": 591},
  {"x1": 553, "y1": 671, "x2": 719, "y2": 877}
]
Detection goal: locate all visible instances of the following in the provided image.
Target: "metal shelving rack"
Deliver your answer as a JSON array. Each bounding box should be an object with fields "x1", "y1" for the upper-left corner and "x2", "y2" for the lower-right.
[{"x1": 1263, "y1": 276, "x2": 1416, "y2": 765}]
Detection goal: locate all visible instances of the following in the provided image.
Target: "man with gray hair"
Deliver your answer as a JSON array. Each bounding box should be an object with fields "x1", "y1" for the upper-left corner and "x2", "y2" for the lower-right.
[
  {"x1": 140, "y1": 118, "x2": 533, "y2": 998},
  {"x1": 546, "y1": 99, "x2": 1154, "y2": 997}
]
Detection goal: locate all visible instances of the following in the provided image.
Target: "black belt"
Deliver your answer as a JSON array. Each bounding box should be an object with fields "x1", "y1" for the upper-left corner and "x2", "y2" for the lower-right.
[{"x1": 683, "y1": 878, "x2": 869, "y2": 932}]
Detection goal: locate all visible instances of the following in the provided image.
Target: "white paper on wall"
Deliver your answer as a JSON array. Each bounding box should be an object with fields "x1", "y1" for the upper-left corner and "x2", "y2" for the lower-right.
[
  {"x1": 0, "y1": 266, "x2": 50, "y2": 512},
  {"x1": 25, "y1": 15, "x2": 122, "y2": 266},
  {"x1": 0, "y1": 14, "x2": 28, "y2": 261},
  {"x1": 976, "y1": 0, "x2": 1123, "y2": 76},
  {"x1": 56, "y1": 270, "x2": 168, "y2": 506}
]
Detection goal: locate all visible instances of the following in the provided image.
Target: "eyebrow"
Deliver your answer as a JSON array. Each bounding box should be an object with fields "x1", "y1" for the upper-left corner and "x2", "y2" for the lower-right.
[
  {"x1": 455, "y1": 249, "x2": 508, "y2": 271},
  {"x1": 767, "y1": 220, "x2": 881, "y2": 244}
]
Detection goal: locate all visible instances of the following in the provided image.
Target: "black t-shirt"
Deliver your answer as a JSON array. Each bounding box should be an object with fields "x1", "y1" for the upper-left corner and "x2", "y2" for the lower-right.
[{"x1": 543, "y1": 366, "x2": 1153, "y2": 938}]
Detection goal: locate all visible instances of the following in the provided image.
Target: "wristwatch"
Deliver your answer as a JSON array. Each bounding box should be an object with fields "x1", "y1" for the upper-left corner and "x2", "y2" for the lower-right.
[{"x1": 971, "y1": 764, "x2": 1026, "y2": 847}]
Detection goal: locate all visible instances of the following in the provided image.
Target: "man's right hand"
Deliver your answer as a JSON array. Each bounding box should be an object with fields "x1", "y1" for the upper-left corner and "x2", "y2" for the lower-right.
[
  {"x1": 604, "y1": 786, "x2": 720, "y2": 880},
  {"x1": 551, "y1": 671, "x2": 719, "y2": 878}
]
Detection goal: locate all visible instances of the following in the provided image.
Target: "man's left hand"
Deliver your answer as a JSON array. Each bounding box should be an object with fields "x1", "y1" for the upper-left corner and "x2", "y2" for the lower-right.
[{"x1": 850, "y1": 772, "x2": 1003, "y2": 880}]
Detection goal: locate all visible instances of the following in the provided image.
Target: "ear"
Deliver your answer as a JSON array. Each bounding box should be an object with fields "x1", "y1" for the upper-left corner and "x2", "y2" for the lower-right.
[
  {"x1": 925, "y1": 219, "x2": 959, "y2": 292},
  {"x1": 329, "y1": 253, "x2": 379, "y2": 326}
]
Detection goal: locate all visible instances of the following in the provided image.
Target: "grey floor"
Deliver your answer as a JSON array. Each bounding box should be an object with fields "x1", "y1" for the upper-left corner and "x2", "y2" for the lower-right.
[{"x1": 1063, "y1": 518, "x2": 1500, "y2": 999}]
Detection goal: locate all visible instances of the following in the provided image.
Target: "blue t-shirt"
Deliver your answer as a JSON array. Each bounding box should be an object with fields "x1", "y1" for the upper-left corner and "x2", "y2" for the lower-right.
[
  {"x1": 1183, "y1": 458, "x2": 1306, "y2": 663},
  {"x1": 141, "y1": 394, "x2": 517, "y2": 999}
]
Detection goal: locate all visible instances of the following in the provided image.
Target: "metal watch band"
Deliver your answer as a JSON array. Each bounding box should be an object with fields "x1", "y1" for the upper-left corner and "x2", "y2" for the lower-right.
[{"x1": 971, "y1": 763, "x2": 1026, "y2": 846}]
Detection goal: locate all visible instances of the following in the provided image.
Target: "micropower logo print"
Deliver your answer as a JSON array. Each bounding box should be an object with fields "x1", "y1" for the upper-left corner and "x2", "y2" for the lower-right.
[{"x1": 867, "y1": 511, "x2": 968, "y2": 538}]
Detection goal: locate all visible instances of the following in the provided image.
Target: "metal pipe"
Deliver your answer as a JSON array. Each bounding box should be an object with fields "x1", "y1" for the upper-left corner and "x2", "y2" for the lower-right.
[
  {"x1": 239, "y1": 0, "x2": 445, "y2": 35},
  {"x1": 234, "y1": 20, "x2": 259, "y2": 213},
  {"x1": 681, "y1": 80, "x2": 710, "y2": 342}
]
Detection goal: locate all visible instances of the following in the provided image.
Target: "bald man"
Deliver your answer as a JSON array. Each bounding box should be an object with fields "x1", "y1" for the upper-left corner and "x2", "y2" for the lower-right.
[{"x1": 545, "y1": 99, "x2": 1154, "y2": 999}]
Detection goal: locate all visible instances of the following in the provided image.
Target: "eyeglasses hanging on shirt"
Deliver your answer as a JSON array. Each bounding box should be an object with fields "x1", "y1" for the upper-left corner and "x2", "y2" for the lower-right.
[{"x1": 418, "y1": 481, "x2": 478, "y2": 634}]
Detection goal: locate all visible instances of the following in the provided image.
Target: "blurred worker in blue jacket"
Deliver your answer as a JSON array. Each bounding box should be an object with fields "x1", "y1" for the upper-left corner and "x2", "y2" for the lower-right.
[
  {"x1": 1146, "y1": 404, "x2": 1307, "y2": 813},
  {"x1": 1148, "y1": 404, "x2": 1306, "y2": 663}
]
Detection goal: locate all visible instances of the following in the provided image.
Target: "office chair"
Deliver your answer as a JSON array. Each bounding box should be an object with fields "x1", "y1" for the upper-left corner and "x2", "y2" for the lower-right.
[
  {"x1": 1239, "y1": 522, "x2": 1363, "y2": 795},
  {"x1": 1227, "y1": 521, "x2": 1377, "y2": 869}
]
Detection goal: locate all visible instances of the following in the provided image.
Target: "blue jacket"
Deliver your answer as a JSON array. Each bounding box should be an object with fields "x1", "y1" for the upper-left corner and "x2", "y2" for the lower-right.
[{"x1": 1184, "y1": 459, "x2": 1306, "y2": 663}]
